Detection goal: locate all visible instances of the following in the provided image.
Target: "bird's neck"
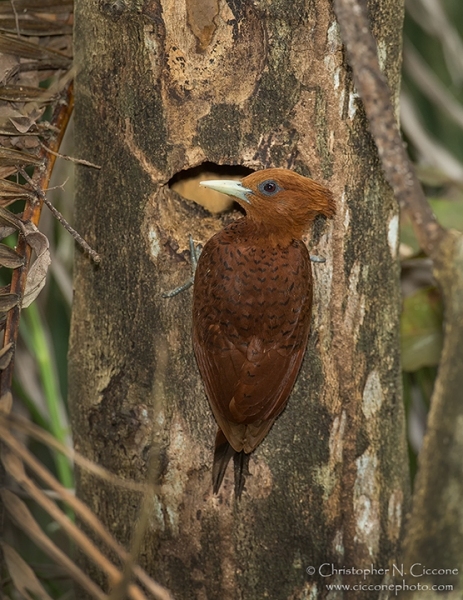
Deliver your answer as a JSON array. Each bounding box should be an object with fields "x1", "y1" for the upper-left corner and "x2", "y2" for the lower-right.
[{"x1": 236, "y1": 217, "x2": 300, "y2": 247}]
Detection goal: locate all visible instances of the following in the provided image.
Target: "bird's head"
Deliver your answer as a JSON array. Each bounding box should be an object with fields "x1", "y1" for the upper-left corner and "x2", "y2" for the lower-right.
[{"x1": 200, "y1": 168, "x2": 335, "y2": 240}]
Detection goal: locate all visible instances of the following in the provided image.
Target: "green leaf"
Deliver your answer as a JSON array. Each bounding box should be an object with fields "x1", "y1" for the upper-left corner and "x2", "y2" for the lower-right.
[{"x1": 401, "y1": 287, "x2": 443, "y2": 372}]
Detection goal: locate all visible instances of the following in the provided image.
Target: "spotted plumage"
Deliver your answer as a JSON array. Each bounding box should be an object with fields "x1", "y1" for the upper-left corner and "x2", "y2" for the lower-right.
[{"x1": 194, "y1": 168, "x2": 334, "y2": 497}]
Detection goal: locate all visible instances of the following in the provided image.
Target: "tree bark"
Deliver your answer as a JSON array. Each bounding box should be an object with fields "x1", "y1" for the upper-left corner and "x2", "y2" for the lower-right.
[
  {"x1": 401, "y1": 230, "x2": 463, "y2": 595},
  {"x1": 71, "y1": 0, "x2": 409, "y2": 597}
]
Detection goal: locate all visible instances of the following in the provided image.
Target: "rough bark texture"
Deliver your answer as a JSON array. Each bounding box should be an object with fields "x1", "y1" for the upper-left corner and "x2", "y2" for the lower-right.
[
  {"x1": 401, "y1": 230, "x2": 463, "y2": 596},
  {"x1": 71, "y1": 0, "x2": 409, "y2": 598}
]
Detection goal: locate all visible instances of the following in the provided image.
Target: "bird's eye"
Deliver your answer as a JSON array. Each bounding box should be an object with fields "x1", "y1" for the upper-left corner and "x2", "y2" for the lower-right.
[{"x1": 258, "y1": 180, "x2": 281, "y2": 196}]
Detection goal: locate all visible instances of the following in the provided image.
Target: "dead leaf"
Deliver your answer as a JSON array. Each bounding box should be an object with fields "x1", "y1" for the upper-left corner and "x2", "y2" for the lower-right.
[
  {"x1": 0, "y1": 166, "x2": 17, "y2": 179},
  {"x1": 0, "y1": 117, "x2": 41, "y2": 135},
  {"x1": 0, "y1": 244, "x2": 25, "y2": 268},
  {"x1": 0, "y1": 33, "x2": 71, "y2": 68},
  {"x1": 0, "y1": 225, "x2": 18, "y2": 240},
  {"x1": 0, "y1": 211, "x2": 50, "y2": 306},
  {"x1": 22, "y1": 222, "x2": 51, "y2": 308},
  {"x1": 0, "y1": 292, "x2": 19, "y2": 313},
  {"x1": 0, "y1": 16, "x2": 72, "y2": 37},
  {"x1": 0, "y1": 489, "x2": 107, "y2": 600},
  {"x1": 0, "y1": 52, "x2": 18, "y2": 85},
  {"x1": 8, "y1": 116, "x2": 41, "y2": 134},
  {"x1": 0, "y1": 146, "x2": 42, "y2": 167},
  {"x1": 0, "y1": 85, "x2": 59, "y2": 103},
  {"x1": 1, "y1": 542, "x2": 54, "y2": 600},
  {"x1": 0, "y1": 205, "x2": 22, "y2": 229},
  {"x1": 0, "y1": 178, "x2": 34, "y2": 205},
  {"x1": 0, "y1": 344, "x2": 14, "y2": 371},
  {"x1": 0, "y1": 389, "x2": 12, "y2": 411}
]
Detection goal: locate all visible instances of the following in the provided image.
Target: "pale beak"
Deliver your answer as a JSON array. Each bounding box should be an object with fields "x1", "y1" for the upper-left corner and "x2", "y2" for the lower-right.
[{"x1": 199, "y1": 179, "x2": 253, "y2": 205}]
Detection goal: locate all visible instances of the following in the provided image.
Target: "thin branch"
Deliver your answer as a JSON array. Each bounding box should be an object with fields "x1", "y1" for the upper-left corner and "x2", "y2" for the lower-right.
[
  {"x1": 403, "y1": 42, "x2": 463, "y2": 131},
  {"x1": 19, "y1": 167, "x2": 101, "y2": 264},
  {"x1": 9, "y1": 0, "x2": 21, "y2": 38},
  {"x1": 39, "y1": 140, "x2": 102, "y2": 169},
  {"x1": 406, "y1": 0, "x2": 463, "y2": 85},
  {"x1": 400, "y1": 92, "x2": 463, "y2": 183},
  {"x1": 332, "y1": 0, "x2": 445, "y2": 257}
]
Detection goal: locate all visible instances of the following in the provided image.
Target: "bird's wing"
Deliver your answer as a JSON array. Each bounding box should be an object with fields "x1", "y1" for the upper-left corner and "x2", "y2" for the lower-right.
[
  {"x1": 194, "y1": 336, "x2": 309, "y2": 453},
  {"x1": 193, "y1": 236, "x2": 312, "y2": 452}
]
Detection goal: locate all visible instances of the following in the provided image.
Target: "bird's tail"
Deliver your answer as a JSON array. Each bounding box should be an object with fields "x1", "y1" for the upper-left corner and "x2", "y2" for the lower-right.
[{"x1": 212, "y1": 429, "x2": 250, "y2": 499}]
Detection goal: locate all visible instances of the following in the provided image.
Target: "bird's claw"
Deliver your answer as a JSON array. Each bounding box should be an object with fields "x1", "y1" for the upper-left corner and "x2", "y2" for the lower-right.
[
  {"x1": 162, "y1": 235, "x2": 202, "y2": 298},
  {"x1": 189, "y1": 234, "x2": 202, "y2": 270},
  {"x1": 162, "y1": 277, "x2": 195, "y2": 298}
]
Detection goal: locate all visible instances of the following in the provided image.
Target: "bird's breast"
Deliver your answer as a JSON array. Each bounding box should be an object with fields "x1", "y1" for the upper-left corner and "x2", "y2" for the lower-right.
[{"x1": 193, "y1": 227, "x2": 312, "y2": 352}]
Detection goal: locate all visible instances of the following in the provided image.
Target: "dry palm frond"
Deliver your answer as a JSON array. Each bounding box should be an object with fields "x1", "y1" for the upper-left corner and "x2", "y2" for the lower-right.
[{"x1": 0, "y1": 0, "x2": 75, "y2": 397}]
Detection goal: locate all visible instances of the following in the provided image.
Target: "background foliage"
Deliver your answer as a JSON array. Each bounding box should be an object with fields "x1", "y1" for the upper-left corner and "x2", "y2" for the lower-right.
[{"x1": 400, "y1": 0, "x2": 463, "y2": 474}]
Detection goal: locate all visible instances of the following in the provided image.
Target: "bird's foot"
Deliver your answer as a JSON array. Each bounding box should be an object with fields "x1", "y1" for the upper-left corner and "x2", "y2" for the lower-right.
[
  {"x1": 162, "y1": 235, "x2": 202, "y2": 298},
  {"x1": 309, "y1": 254, "x2": 326, "y2": 263},
  {"x1": 162, "y1": 277, "x2": 194, "y2": 298}
]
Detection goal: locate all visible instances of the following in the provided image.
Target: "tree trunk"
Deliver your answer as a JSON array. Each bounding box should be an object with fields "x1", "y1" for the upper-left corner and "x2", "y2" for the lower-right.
[
  {"x1": 70, "y1": 0, "x2": 409, "y2": 597},
  {"x1": 401, "y1": 230, "x2": 463, "y2": 595}
]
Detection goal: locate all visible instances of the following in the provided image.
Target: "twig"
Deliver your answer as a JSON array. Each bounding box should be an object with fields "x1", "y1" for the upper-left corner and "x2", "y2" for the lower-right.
[
  {"x1": 404, "y1": 43, "x2": 463, "y2": 131},
  {"x1": 39, "y1": 140, "x2": 102, "y2": 169},
  {"x1": 19, "y1": 167, "x2": 101, "y2": 264},
  {"x1": 406, "y1": 0, "x2": 463, "y2": 85},
  {"x1": 400, "y1": 92, "x2": 463, "y2": 183},
  {"x1": 332, "y1": 0, "x2": 445, "y2": 257},
  {"x1": 9, "y1": 0, "x2": 21, "y2": 38}
]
